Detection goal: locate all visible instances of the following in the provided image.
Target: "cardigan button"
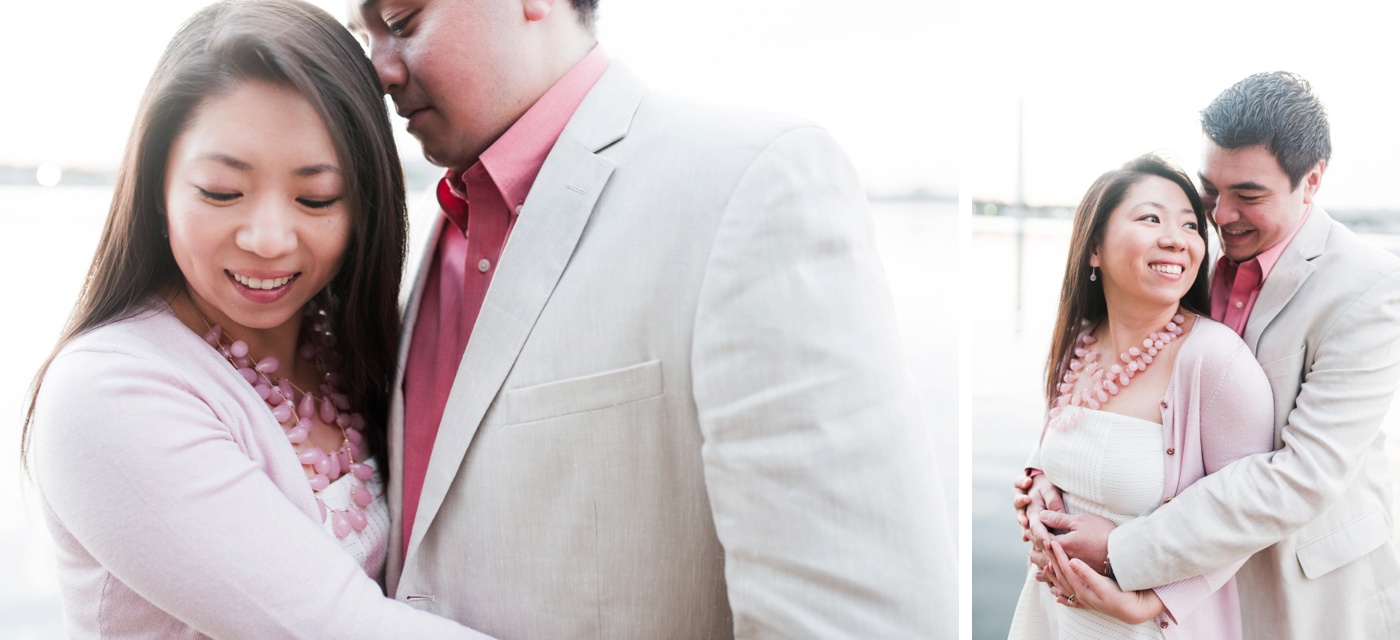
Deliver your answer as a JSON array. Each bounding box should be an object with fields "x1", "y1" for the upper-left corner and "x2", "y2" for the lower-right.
[
  {"x1": 1160, "y1": 400, "x2": 1168, "y2": 409},
  {"x1": 1161, "y1": 621, "x2": 1169, "y2": 629},
  {"x1": 1163, "y1": 496, "x2": 1173, "y2": 502},
  {"x1": 1166, "y1": 448, "x2": 1176, "y2": 455}
]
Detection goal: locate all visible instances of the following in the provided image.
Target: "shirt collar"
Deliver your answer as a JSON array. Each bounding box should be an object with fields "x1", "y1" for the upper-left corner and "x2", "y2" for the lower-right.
[{"x1": 436, "y1": 45, "x2": 611, "y2": 218}]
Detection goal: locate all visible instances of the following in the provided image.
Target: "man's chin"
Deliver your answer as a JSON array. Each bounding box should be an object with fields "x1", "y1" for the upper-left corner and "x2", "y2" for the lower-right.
[
  {"x1": 419, "y1": 143, "x2": 475, "y2": 173},
  {"x1": 1223, "y1": 247, "x2": 1260, "y2": 263}
]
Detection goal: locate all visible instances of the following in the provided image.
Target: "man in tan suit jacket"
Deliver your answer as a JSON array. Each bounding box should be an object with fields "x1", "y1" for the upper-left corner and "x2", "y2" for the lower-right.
[
  {"x1": 1022, "y1": 72, "x2": 1400, "y2": 638},
  {"x1": 353, "y1": 1, "x2": 953, "y2": 638}
]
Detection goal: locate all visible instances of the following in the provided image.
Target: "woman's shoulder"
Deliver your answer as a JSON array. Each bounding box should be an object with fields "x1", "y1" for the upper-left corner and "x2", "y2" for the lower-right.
[
  {"x1": 1182, "y1": 316, "x2": 1250, "y2": 355},
  {"x1": 1178, "y1": 315, "x2": 1265, "y2": 380},
  {"x1": 33, "y1": 299, "x2": 250, "y2": 474},
  {"x1": 53, "y1": 298, "x2": 192, "y2": 370},
  {"x1": 41, "y1": 298, "x2": 223, "y2": 417}
]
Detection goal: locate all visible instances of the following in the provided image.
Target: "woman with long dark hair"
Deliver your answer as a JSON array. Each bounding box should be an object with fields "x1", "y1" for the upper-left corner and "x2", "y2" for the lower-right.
[
  {"x1": 1007, "y1": 154, "x2": 1274, "y2": 639},
  {"x1": 22, "y1": 1, "x2": 489, "y2": 636}
]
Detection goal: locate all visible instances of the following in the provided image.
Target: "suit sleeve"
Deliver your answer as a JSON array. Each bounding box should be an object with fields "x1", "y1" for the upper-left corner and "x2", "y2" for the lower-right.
[
  {"x1": 1150, "y1": 335, "x2": 1276, "y2": 626},
  {"x1": 690, "y1": 126, "x2": 953, "y2": 639},
  {"x1": 1109, "y1": 270, "x2": 1400, "y2": 590},
  {"x1": 32, "y1": 347, "x2": 490, "y2": 639}
]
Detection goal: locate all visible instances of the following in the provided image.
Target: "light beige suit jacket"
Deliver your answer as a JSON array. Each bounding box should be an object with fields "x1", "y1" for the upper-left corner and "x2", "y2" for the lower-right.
[
  {"x1": 1109, "y1": 207, "x2": 1400, "y2": 638},
  {"x1": 383, "y1": 64, "x2": 953, "y2": 639}
]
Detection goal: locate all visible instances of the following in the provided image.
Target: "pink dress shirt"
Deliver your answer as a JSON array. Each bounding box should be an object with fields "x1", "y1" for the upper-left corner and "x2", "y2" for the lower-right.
[
  {"x1": 400, "y1": 45, "x2": 611, "y2": 553},
  {"x1": 1210, "y1": 205, "x2": 1312, "y2": 334}
]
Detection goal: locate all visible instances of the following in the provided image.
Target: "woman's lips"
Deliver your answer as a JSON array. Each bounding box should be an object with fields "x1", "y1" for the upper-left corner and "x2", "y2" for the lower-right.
[{"x1": 226, "y1": 270, "x2": 299, "y2": 303}]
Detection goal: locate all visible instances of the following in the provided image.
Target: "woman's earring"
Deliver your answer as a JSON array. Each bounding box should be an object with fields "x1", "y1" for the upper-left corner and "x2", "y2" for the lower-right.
[{"x1": 1089, "y1": 267, "x2": 1098, "y2": 282}]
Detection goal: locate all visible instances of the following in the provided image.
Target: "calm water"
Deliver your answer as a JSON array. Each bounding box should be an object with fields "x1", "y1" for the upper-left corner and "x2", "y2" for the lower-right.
[
  {"x1": 969, "y1": 214, "x2": 1400, "y2": 640},
  {"x1": 0, "y1": 185, "x2": 956, "y2": 638}
]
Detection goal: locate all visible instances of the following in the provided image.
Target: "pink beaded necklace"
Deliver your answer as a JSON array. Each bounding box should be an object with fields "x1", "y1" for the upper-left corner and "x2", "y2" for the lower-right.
[
  {"x1": 198, "y1": 303, "x2": 374, "y2": 538},
  {"x1": 1046, "y1": 312, "x2": 1186, "y2": 431}
]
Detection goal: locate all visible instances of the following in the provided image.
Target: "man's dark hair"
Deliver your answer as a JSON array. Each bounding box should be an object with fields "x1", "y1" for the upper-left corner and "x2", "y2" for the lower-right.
[
  {"x1": 572, "y1": 0, "x2": 599, "y2": 28},
  {"x1": 1200, "y1": 71, "x2": 1331, "y2": 188}
]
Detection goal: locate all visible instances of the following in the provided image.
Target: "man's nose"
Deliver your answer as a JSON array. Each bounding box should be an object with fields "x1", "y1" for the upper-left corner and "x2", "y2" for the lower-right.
[
  {"x1": 367, "y1": 38, "x2": 405, "y2": 95},
  {"x1": 1210, "y1": 197, "x2": 1239, "y2": 225}
]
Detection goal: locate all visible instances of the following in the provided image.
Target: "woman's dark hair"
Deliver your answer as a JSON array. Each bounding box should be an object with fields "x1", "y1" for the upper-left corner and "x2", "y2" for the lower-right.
[
  {"x1": 1043, "y1": 153, "x2": 1211, "y2": 404},
  {"x1": 22, "y1": 0, "x2": 406, "y2": 475}
]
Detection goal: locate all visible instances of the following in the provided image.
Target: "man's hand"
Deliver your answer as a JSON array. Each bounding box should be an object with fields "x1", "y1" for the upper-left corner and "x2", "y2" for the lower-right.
[
  {"x1": 1013, "y1": 473, "x2": 1064, "y2": 543},
  {"x1": 1040, "y1": 510, "x2": 1115, "y2": 576},
  {"x1": 1045, "y1": 540, "x2": 1165, "y2": 625},
  {"x1": 1014, "y1": 473, "x2": 1064, "y2": 579}
]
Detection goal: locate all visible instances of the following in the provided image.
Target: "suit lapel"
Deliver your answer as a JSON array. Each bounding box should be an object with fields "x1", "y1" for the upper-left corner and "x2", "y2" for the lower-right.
[
  {"x1": 402, "y1": 64, "x2": 647, "y2": 566},
  {"x1": 1243, "y1": 206, "x2": 1330, "y2": 352},
  {"x1": 385, "y1": 214, "x2": 447, "y2": 592}
]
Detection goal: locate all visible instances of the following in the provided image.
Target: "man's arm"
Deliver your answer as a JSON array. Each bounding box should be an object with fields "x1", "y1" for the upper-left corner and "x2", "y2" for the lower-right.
[
  {"x1": 691, "y1": 125, "x2": 953, "y2": 638},
  {"x1": 1110, "y1": 271, "x2": 1400, "y2": 590}
]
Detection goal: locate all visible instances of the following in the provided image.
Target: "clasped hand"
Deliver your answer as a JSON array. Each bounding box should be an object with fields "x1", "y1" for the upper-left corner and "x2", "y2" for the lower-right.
[
  {"x1": 1012, "y1": 474, "x2": 1112, "y2": 576},
  {"x1": 1013, "y1": 474, "x2": 1166, "y2": 624}
]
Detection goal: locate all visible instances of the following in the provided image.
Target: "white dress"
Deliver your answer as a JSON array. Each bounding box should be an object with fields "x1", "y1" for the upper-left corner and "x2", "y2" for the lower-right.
[
  {"x1": 317, "y1": 457, "x2": 392, "y2": 579},
  {"x1": 1008, "y1": 406, "x2": 1165, "y2": 640}
]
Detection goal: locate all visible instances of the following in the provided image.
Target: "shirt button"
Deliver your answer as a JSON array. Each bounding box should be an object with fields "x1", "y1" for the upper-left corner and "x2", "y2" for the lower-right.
[
  {"x1": 1166, "y1": 448, "x2": 1176, "y2": 455},
  {"x1": 477, "y1": 259, "x2": 491, "y2": 273},
  {"x1": 1235, "y1": 301, "x2": 1244, "y2": 309}
]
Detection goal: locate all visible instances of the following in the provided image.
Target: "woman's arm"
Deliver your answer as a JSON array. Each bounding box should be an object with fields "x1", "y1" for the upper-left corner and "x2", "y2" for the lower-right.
[
  {"x1": 1045, "y1": 540, "x2": 1165, "y2": 624},
  {"x1": 1047, "y1": 331, "x2": 1276, "y2": 627},
  {"x1": 33, "y1": 346, "x2": 491, "y2": 639}
]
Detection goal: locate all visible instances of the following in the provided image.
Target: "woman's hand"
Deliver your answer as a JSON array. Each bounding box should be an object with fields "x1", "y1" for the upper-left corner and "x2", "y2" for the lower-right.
[{"x1": 1045, "y1": 540, "x2": 1166, "y2": 625}]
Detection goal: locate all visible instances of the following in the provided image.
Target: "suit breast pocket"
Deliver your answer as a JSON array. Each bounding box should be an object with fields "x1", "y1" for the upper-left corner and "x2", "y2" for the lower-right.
[
  {"x1": 505, "y1": 360, "x2": 664, "y2": 426},
  {"x1": 1259, "y1": 345, "x2": 1306, "y2": 381},
  {"x1": 1296, "y1": 509, "x2": 1391, "y2": 579}
]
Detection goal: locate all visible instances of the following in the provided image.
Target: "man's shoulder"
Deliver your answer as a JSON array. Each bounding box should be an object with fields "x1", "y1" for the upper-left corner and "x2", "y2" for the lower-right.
[
  {"x1": 1317, "y1": 215, "x2": 1400, "y2": 275},
  {"x1": 1278, "y1": 216, "x2": 1400, "y2": 345},
  {"x1": 630, "y1": 91, "x2": 829, "y2": 151}
]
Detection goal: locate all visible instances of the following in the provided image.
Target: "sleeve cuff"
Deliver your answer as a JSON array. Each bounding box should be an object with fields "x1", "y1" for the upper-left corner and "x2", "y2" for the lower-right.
[{"x1": 1152, "y1": 574, "x2": 1213, "y2": 626}]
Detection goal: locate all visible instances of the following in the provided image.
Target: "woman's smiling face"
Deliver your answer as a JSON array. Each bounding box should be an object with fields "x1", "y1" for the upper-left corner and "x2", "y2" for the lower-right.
[
  {"x1": 1091, "y1": 175, "x2": 1205, "y2": 310},
  {"x1": 164, "y1": 80, "x2": 350, "y2": 336}
]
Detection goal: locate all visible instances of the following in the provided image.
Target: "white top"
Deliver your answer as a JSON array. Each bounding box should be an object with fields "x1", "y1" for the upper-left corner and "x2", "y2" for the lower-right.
[
  {"x1": 319, "y1": 458, "x2": 391, "y2": 578},
  {"x1": 1009, "y1": 407, "x2": 1166, "y2": 640}
]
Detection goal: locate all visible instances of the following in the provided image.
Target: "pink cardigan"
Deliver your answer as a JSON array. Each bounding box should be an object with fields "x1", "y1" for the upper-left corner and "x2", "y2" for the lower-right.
[
  {"x1": 31, "y1": 300, "x2": 488, "y2": 639},
  {"x1": 1032, "y1": 316, "x2": 1275, "y2": 638}
]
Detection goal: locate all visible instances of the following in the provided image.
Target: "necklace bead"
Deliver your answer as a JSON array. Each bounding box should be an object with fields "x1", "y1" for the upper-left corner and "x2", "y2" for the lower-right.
[
  {"x1": 1047, "y1": 313, "x2": 1187, "y2": 431},
  {"x1": 200, "y1": 304, "x2": 373, "y2": 539}
]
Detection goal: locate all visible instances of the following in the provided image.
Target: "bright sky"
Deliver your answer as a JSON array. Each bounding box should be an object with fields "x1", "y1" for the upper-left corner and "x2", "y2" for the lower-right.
[
  {"x1": 964, "y1": 0, "x2": 1400, "y2": 209},
  {"x1": 2, "y1": 0, "x2": 952, "y2": 196}
]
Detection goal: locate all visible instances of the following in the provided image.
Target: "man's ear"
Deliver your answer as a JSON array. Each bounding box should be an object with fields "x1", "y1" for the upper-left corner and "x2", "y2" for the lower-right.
[
  {"x1": 523, "y1": 0, "x2": 557, "y2": 22},
  {"x1": 1300, "y1": 159, "x2": 1326, "y2": 205}
]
